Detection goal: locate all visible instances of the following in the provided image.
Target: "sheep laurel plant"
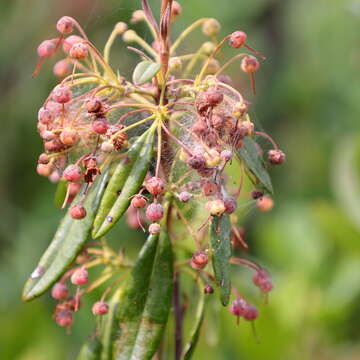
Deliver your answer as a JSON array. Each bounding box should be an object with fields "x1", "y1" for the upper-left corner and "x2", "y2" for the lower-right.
[{"x1": 23, "y1": 0, "x2": 285, "y2": 358}]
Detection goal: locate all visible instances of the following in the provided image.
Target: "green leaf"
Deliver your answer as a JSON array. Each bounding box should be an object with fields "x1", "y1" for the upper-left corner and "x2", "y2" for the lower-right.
[
  {"x1": 77, "y1": 338, "x2": 102, "y2": 360},
  {"x1": 114, "y1": 231, "x2": 173, "y2": 359},
  {"x1": 236, "y1": 136, "x2": 273, "y2": 194},
  {"x1": 210, "y1": 214, "x2": 232, "y2": 306},
  {"x1": 22, "y1": 171, "x2": 109, "y2": 301},
  {"x1": 182, "y1": 275, "x2": 205, "y2": 360},
  {"x1": 92, "y1": 129, "x2": 155, "y2": 239},
  {"x1": 132, "y1": 61, "x2": 161, "y2": 85},
  {"x1": 54, "y1": 179, "x2": 67, "y2": 208}
]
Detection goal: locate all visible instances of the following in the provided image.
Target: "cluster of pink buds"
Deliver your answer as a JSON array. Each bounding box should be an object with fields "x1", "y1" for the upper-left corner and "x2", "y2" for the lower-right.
[
  {"x1": 28, "y1": 0, "x2": 284, "y2": 346},
  {"x1": 50, "y1": 256, "x2": 113, "y2": 327}
]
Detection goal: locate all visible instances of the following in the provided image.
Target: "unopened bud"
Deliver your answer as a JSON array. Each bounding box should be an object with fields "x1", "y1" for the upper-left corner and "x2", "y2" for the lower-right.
[
  {"x1": 37, "y1": 39, "x2": 57, "y2": 58},
  {"x1": 69, "y1": 42, "x2": 88, "y2": 60},
  {"x1": 268, "y1": 149, "x2": 286, "y2": 164},
  {"x1": 63, "y1": 164, "x2": 82, "y2": 182},
  {"x1": 122, "y1": 30, "x2": 137, "y2": 43},
  {"x1": 63, "y1": 35, "x2": 83, "y2": 54},
  {"x1": 51, "y1": 282, "x2": 69, "y2": 300},
  {"x1": 171, "y1": 1, "x2": 182, "y2": 19},
  {"x1": 71, "y1": 267, "x2": 89, "y2": 286},
  {"x1": 53, "y1": 59, "x2": 72, "y2": 77},
  {"x1": 131, "y1": 10, "x2": 146, "y2": 24},
  {"x1": 256, "y1": 196, "x2": 274, "y2": 212},
  {"x1": 179, "y1": 191, "x2": 192, "y2": 203},
  {"x1": 229, "y1": 31, "x2": 247, "y2": 49},
  {"x1": 37, "y1": 163, "x2": 52, "y2": 177},
  {"x1": 70, "y1": 204, "x2": 87, "y2": 219},
  {"x1": 146, "y1": 203, "x2": 164, "y2": 221},
  {"x1": 169, "y1": 57, "x2": 182, "y2": 72},
  {"x1": 149, "y1": 223, "x2": 161, "y2": 234},
  {"x1": 205, "y1": 89, "x2": 223, "y2": 106},
  {"x1": 145, "y1": 177, "x2": 165, "y2": 196},
  {"x1": 131, "y1": 194, "x2": 147, "y2": 209},
  {"x1": 55, "y1": 310, "x2": 73, "y2": 327},
  {"x1": 52, "y1": 85, "x2": 72, "y2": 104},
  {"x1": 92, "y1": 301, "x2": 109, "y2": 315},
  {"x1": 224, "y1": 196, "x2": 237, "y2": 214},
  {"x1": 201, "y1": 41, "x2": 216, "y2": 55},
  {"x1": 241, "y1": 56, "x2": 260, "y2": 73},
  {"x1": 56, "y1": 16, "x2": 74, "y2": 34},
  {"x1": 190, "y1": 250, "x2": 208, "y2": 269},
  {"x1": 202, "y1": 18, "x2": 221, "y2": 37},
  {"x1": 60, "y1": 128, "x2": 79, "y2": 146}
]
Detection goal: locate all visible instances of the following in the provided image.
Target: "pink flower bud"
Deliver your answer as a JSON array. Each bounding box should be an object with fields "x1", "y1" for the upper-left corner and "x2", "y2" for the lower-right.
[
  {"x1": 252, "y1": 269, "x2": 273, "y2": 292},
  {"x1": 40, "y1": 130, "x2": 56, "y2": 141},
  {"x1": 52, "y1": 85, "x2": 72, "y2": 104},
  {"x1": 56, "y1": 16, "x2": 74, "y2": 34},
  {"x1": 243, "y1": 304, "x2": 259, "y2": 321},
  {"x1": 171, "y1": 1, "x2": 182, "y2": 18},
  {"x1": 71, "y1": 267, "x2": 88, "y2": 286},
  {"x1": 37, "y1": 39, "x2": 57, "y2": 57},
  {"x1": 204, "y1": 284, "x2": 214, "y2": 294},
  {"x1": 190, "y1": 250, "x2": 208, "y2": 269},
  {"x1": 229, "y1": 31, "x2": 247, "y2": 49},
  {"x1": 38, "y1": 153, "x2": 50, "y2": 164},
  {"x1": 224, "y1": 197, "x2": 237, "y2": 214},
  {"x1": 60, "y1": 128, "x2": 79, "y2": 146},
  {"x1": 51, "y1": 282, "x2": 69, "y2": 300},
  {"x1": 92, "y1": 301, "x2": 109, "y2": 315},
  {"x1": 149, "y1": 223, "x2": 161, "y2": 234},
  {"x1": 146, "y1": 203, "x2": 164, "y2": 222},
  {"x1": 63, "y1": 164, "x2": 82, "y2": 182},
  {"x1": 205, "y1": 90, "x2": 223, "y2": 106},
  {"x1": 85, "y1": 98, "x2": 103, "y2": 113},
  {"x1": 241, "y1": 56, "x2": 260, "y2": 73},
  {"x1": 256, "y1": 196, "x2": 274, "y2": 212},
  {"x1": 37, "y1": 163, "x2": 52, "y2": 177},
  {"x1": 92, "y1": 118, "x2": 108, "y2": 134},
  {"x1": 38, "y1": 107, "x2": 54, "y2": 124},
  {"x1": 55, "y1": 309, "x2": 73, "y2": 327},
  {"x1": 62, "y1": 35, "x2": 83, "y2": 54},
  {"x1": 69, "y1": 42, "x2": 88, "y2": 59},
  {"x1": 268, "y1": 149, "x2": 286, "y2": 164},
  {"x1": 53, "y1": 59, "x2": 72, "y2": 77},
  {"x1": 230, "y1": 298, "x2": 247, "y2": 317},
  {"x1": 179, "y1": 191, "x2": 191, "y2": 203},
  {"x1": 220, "y1": 150, "x2": 232, "y2": 162},
  {"x1": 131, "y1": 194, "x2": 147, "y2": 209},
  {"x1": 70, "y1": 204, "x2": 87, "y2": 219},
  {"x1": 145, "y1": 177, "x2": 165, "y2": 196}
]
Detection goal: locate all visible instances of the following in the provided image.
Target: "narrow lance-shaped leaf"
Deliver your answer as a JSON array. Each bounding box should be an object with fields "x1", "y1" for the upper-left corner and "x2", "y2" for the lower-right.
[
  {"x1": 114, "y1": 231, "x2": 173, "y2": 360},
  {"x1": 77, "y1": 338, "x2": 102, "y2": 360},
  {"x1": 22, "y1": 170, "x2": 109, "y2": 301},
  {"x1": 92, "y1": 129, "x2": 155, "y2": 239},
  {"x1": 210, "y1": 214, "x2": 232, "y2": 306},
  {"x1": 132, "y1": 61, "x2": 161, "y2": 85},
  {"x1": 236, "y1": 136, "x2": 273, "y2": 194},
  {"x1": 182, "y1": 275, "x2": 206, "y2": 360}
]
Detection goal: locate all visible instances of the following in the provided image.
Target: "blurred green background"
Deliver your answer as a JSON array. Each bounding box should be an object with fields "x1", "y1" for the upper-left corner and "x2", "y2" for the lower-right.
[{"x1": 1, "y1": 0, "x2": 360, "y2": 359}]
